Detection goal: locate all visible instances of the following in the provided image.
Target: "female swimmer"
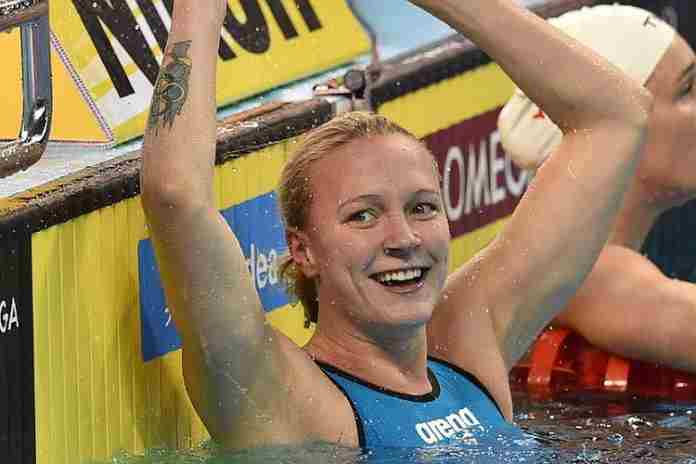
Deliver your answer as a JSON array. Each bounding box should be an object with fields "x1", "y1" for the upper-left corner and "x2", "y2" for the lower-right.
[
  {"x1": 140, "y1": 0, "x2": 651, "y2": 450},
  {"x1": 499, "y1": 4, "x2": 696, "y2": 374}
]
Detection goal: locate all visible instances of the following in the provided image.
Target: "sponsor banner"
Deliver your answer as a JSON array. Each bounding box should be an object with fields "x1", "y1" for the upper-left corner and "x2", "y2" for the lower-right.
[
  {"x1": 0, "y1": 0, "x2": 369, "y2": 145},
  {"x1": 138, "y1": 191, "x2": 290, "y2": 361},
  {"x1": 425, "y1": 108, "x2": 529, "y2": 239},
  {"x1": 0, "y1": 230, "x2": 35, "y2": 464},
  {"x1": 220, "y1": 192, "x2": 290, "y2": 310}
]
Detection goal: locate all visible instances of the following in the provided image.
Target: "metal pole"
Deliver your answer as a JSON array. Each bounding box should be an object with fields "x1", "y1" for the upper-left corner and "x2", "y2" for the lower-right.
[{"x1": 0, "y1": 0, "x2": 52, "y2": 179}]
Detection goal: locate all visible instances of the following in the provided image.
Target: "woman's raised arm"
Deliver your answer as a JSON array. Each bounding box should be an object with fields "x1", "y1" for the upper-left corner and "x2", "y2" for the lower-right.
[
  {"x1": 140, "y1": 0, "x2": 268, "y2": 439},
  {"x1": 139, "y1": 1, "x2": 343, "y2": 448},
  {"x1": 414, "y1": 0, "x2": 653, "y2": 411}
]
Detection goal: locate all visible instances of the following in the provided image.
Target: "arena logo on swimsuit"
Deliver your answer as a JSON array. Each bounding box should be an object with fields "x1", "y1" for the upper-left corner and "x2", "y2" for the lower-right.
[
  {"x1": 0, "y1": 297, "x2": 20, "y2": 336},
  {"x1": 137, "y1": 191, "x2": 290, "y2": 361},
  {"x1": 415, "y1": 407, "x2": 483, "y2": 445}
]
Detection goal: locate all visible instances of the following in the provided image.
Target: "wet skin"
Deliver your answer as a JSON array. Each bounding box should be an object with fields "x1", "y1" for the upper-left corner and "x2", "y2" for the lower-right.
[{"x1": 298, "y1": 134, "x2": 451, "y2": 340}]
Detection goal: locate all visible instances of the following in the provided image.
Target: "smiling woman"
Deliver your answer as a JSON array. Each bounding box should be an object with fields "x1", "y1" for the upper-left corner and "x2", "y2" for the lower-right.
[
  {"x1": 139, "y1": 0, "x2": 652, "y2": 451},
  {"x1": 285, "y1": 125, "x2": 449, "y2": 332},
  {"x1": 277, "y1": 112, "x2": 444, "y2": 327}
]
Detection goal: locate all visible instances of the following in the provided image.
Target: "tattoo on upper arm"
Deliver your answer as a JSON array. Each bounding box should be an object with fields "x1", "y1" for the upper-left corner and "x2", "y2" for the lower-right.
[{"x1": 148, "y1": 40, "x2": 193, "y2": 134}]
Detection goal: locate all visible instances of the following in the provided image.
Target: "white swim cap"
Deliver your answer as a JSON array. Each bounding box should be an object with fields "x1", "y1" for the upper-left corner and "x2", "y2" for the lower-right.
[{"x1": 498, "y1": 4, "x2": 676, "y2": 170}]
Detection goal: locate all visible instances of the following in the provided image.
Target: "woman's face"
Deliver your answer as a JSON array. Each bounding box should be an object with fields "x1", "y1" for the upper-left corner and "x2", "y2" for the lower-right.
[
  {"x1": 303, "y1": 134, "x2": 450, "y2": 330},
  {"x1": 642, "y1": 35, "x2": 696, "y2": 205}
]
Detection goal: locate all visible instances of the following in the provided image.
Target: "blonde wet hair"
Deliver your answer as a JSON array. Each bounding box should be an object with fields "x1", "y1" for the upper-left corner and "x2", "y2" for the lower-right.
[{"x1": 277, "y1": 111, "x2": 429, "y2": 326}]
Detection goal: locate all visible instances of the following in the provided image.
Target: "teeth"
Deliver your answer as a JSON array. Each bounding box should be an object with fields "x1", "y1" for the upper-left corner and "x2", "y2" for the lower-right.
[{"x1": 377, "y1": 268, "x2": 423, "y2": 283}]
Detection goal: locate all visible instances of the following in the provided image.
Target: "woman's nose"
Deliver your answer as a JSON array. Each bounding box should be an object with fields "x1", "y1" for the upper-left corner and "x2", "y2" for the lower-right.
[{"x1": 383, "y1": 215, "x2": 422, "y2": 258}]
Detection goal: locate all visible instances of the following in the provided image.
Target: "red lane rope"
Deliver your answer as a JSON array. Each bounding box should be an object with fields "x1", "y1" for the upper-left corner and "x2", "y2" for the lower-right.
[{"x1": 511, "y1": 328, "x2": 696, "y2": 400}]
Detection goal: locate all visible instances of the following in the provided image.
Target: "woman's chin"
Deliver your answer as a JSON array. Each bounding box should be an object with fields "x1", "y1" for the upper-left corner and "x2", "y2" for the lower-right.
[{"x1": 367, "y1": 300, "x2": 436, "y2": 329}]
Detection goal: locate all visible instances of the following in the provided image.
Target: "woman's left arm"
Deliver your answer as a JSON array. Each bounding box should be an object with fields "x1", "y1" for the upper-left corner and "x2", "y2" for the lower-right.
[{"x1": 414, "y1": 0, "x2": 652, "y2": 382}]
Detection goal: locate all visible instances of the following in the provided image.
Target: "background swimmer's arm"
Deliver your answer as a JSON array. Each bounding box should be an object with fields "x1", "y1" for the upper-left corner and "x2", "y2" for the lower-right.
[
  {"x1": 139, "y1": 0, "x2": 353, "y2": 448},
  {"x1": 417, "y1": 0, "x2": 652, "y2": 410},
  {"x1": 555, "y1": 245, "x2": 696, "y2": 373}
]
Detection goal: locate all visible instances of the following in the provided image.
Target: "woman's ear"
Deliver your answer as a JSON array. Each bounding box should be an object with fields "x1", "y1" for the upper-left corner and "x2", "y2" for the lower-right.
[{"x1": 287, "y1": 229, "x2": 318, "y2": 278}]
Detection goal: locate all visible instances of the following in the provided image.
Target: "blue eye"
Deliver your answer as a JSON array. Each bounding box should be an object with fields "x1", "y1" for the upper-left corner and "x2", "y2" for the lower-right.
[{"x1": 348, "y1": 210, "x2": 377, "y2": 224}]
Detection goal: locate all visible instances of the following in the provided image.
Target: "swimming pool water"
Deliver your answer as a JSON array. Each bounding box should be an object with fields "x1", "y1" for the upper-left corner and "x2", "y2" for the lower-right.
[
  {"x1": 97, "y1": 392, "x2": 696, "y2": 463},
  {"x1": 517, "y1": 394, "x2": 696, "y2": 463}
]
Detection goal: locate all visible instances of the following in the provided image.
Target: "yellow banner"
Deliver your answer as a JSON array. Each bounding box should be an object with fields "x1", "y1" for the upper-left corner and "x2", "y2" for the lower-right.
[{"x1": 0, "y1": 0, "x2": 370, "y2": 145}]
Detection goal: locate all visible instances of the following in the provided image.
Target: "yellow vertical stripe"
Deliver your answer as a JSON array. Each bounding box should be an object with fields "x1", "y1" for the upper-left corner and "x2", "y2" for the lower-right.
[
  {"x1": 114, "y1": 198, "x2": 136, "y2": 451},
  {"x1": 160, "y1": 353, "x2": 180, "y2": 446},
  {"x1": 147, "y1": 360, "x2": 163, "y2": 447},
  {"x1": 32, "y1": 229, "x2": 50, "y2": 464},
  {"x1": 73, "y1": 215, "x2": 95, "y2": 460},
  {"x1": 60, "y1": 221, "x2": 80, "y2": 459},
  {"x1": 174, "y1": 354, "x2": 192, "y2": 450},
  {"x1": 47, "y1": 225, "x2": 67, "y2": 463},
  {"x1": 218, "y1": 157, "x2": 234, "y2": 212},
  {"x1": 85, "y1": 211, "x2": 109, "y2": 459},
  {"x1": 127, "y1": 198, "x2": 149, "y2": 454},
  {"x1": 214, "y1": 167, "x2": 224, "y2": 211},
  {"x1": 104, "y1": 206, "x2": 123, "y2": 454}
]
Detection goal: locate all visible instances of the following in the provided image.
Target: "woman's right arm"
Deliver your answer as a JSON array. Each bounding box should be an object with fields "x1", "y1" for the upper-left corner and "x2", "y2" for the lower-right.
[
  {"x1": 139, "y1": 1, "x2": 350, "y2": 448},
  {"x1": 140, "y1": 0, "x2": 269, "y2": 439}
]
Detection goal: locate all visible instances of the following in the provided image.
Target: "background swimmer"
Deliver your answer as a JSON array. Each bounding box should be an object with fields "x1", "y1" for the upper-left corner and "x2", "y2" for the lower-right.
[
  {"x1": 645, "y1": 199, "x2": 696, "y2": 284},
  {"x1": 499, "y1": 4, "x2": 696, "y2": 374},
  {"x1": 140, "y1": 0, "x2": 651, "y2": 450}
]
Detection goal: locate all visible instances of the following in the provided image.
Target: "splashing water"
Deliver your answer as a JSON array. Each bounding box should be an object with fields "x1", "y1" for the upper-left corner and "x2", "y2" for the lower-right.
[{"x1": 94, "y1": 393, "x2": 696, "y2": 464}]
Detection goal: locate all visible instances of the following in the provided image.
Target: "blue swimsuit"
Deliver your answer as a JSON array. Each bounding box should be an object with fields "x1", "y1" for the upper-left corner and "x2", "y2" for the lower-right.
[{"x1": 317, "y1": 357, "x2": 523, "y2": 448}]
